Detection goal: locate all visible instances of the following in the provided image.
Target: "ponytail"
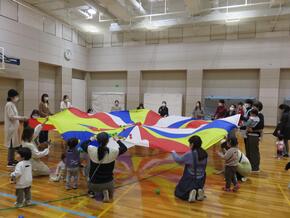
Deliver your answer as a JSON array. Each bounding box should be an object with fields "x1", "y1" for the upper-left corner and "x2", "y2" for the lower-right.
[{"x1": 97, "y1": 145, "x2": 108, "y2": 160}]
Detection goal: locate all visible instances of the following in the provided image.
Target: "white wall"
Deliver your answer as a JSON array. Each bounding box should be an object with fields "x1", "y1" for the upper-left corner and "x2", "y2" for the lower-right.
[
  {"x1": 279, "y1": 69, "x2": 290, "y2": 105},
  {"x1": 141, "y1": 70, "x2": 186, "y2": 95},
  {"x1": 203, "y1": 69, "x2": 259, "y2": 98},
  {"x1": 87, "y1": 38, "x2": 290, "y2": 71},
  {"x1": 0, "y1": 15, "x2": 88, "y2": 71},
  {"x1": 0, "y1": 77, "x2": 23, "y2": 122}
]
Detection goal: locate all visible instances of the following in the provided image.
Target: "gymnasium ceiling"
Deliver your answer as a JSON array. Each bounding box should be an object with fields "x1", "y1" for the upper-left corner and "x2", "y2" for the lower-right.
[{"x1": 21, "y1": 0, "x2": 290, "y2": 34}]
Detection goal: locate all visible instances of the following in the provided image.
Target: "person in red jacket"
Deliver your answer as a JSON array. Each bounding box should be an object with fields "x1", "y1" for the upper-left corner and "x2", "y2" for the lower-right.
[{"x1": 214, "y1": 99, "x2": 227, "y2": 119}]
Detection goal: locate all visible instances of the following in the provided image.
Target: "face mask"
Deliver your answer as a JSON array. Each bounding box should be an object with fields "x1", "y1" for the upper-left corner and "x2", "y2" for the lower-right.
[
  {"x1": 64, "y1": 99, "x2": 69, "y2": 103},
  {"x1": 13, "y1": 97, "x2": 19, "y2": 103},
  {"x1": 32, "y1": 115, "x2": 39, "y2": 119},
  {"x1": 244, "y1": 103, "x2": 250, "y2": 108},
  {"x1": 162, "y1": 103, "x2": 166, "y2": 107},
  {"x1": 230, "y1": 107, "x2": 235, "y2": 111},
  {"x1": 44, "y1": 97, "x2": 49, "y2": 102},
  {"x1": 115, "y1": 103, "x2": 119, "y2": 106}
]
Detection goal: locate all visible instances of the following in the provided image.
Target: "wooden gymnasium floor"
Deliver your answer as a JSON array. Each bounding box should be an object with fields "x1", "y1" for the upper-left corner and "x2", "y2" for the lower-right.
[{"x1": 0, "y1": 125, "x2": 289, "y2": 218}]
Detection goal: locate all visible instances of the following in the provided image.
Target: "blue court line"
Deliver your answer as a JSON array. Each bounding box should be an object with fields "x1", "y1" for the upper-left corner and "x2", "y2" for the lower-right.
[{"x1": 0, "y1": 192, "x2": 97, "y2": 218}]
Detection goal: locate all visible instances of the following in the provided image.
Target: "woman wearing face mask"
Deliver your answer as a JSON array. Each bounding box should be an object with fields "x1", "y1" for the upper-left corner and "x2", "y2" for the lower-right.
[
  {"x1": 60, "y1": 95, "x2": 72, "y2": 111},
  {"x1": 192, "y1": 101, "x2": 204, "y2": 119},
  {"x1": 38, "y1": 94, "x2": 52, "y2": 143},
  {"x1": 4, "y1": 89, "x2": 28, "y2": 167},
  {"x1": 158, "y1": 101, "x2": 169, "y2": 117},
  {"x1": 111, "y1": 100, "x2": 122, "y2": 112},
  {"x1": 227, "y1": 104, "x2": 237, "y2": 117}
]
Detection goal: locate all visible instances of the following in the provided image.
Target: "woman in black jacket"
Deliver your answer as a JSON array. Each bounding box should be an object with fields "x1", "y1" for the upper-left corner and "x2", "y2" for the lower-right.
[{"x1": 81, "y1": 132, "x2": 127, "y2": 202}]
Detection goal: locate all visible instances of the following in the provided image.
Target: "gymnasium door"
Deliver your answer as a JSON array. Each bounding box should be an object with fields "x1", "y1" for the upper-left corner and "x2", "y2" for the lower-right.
[{"x1": 72, "y1": 79, "x2": 86, "y2": 111}]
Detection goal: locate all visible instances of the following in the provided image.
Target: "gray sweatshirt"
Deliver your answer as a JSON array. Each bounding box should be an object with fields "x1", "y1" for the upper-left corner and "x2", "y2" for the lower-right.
[{"x1": 218, "y1": 147, "x2": 239, "y2": 167}]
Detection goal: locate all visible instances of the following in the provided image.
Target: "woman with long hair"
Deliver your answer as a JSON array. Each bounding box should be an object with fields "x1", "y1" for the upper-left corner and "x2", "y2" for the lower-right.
[
  {"x1": 80, "y1": 132, "x2": 127, "y2": 202},
  {"x1": 38, "y1": 93, "x2": 52, "y2": 143},
  {"x1": 192, "y1": 101, "x2": 204, "y2": 119},
  {"x1": 172, "y1": 135, "x2": 208, "y2": 202}
]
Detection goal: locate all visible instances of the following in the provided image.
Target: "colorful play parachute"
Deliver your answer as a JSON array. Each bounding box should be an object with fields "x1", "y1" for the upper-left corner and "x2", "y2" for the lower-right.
[{"x1": 29, "y1": 108, "x2": 240, "y2": 152}]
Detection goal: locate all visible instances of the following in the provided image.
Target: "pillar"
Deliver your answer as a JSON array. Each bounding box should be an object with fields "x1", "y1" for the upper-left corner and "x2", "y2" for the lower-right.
[
  {"x1": 55, "y1": 67, "x2": 72, "y2": 112},
  {"x1": 185, "y1": 69, "x2": 203, "y2": 116},
  {"x1": 127, "y1": 70, "x2": 141, "y2": 110}
]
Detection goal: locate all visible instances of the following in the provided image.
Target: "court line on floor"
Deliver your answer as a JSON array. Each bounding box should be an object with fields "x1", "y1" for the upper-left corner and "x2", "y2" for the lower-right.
[
  {"x1": 0, "y1": 192, "x2": 97, "y2": 218},
  {"x1": 98, "y1": 183, "x2": 137, "y2": 218},
  {"x1": 277, "y1": 184, "x2": 290, "y2": 206},
  {"x1": 0, "y1": 165, "x2": 179, "y2": 212}
]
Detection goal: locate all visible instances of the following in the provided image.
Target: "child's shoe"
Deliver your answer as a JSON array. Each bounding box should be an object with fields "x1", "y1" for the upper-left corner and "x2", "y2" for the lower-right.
[
  {"x1": 88, "y1": 191, "x2": 95, "y2": 198},
  {"x1": 241, "y1": 177, "x2": 247, "y2": 182},
  {"x1": 222, "y1": 187, "x2": 231, "y2": 192},
  {"x1": 66, "y1": 186, "x2": 72, "y2": 190},
  {"x1": 232, "y1": 184, "x2": 240, "y2": 192},
  {"x1": 14, "y1": 202, "x2": 24, "y2": 208},
  {"x1": 196, "y1": 189, "x2": 204, "y2": 201},
  {"x1": 188, "y1": 189, "x2": 196, "y2": 202},
  {"x1": 72, "y1": 185, "x2": 78, "y2": 189},
  {"x1": 24, "y1": 200, "x2": 32, "y2": 206},
  {"x1": 103, "y1": 190, "x2": 110, "y2": 203}
]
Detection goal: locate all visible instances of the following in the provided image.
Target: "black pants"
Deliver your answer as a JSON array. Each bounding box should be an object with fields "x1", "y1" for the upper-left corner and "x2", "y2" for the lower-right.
[
  {"x1": 39, "y1": 131, "x2": 48, "y2": 143},
  {"x1": 244, "y1": 138, "x2": 250, "y2": 159},
  {"x1": 247, "y1": 135, "x2": 260, "y2": 171},
  {"x1": 225, "y1": 166, "x2": 237, "y2": 189}
]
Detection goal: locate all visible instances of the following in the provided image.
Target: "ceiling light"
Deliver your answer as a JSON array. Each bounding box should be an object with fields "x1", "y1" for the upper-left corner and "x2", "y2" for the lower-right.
[
  {"x1": 82, "y1": 25, "x2": 99, "y2": 33},
  {"x1": 87, "y1": 8, "x2": 96, "y2": 15},
  {"x1": 226, "y1": 18, "x2": 240, "y2": 23},
  {"x1": 110, "y1": 23, "x2": 122, "y2": 32}
]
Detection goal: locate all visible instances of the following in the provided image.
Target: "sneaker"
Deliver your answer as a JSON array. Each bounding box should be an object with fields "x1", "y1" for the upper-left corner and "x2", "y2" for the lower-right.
[
  {"x1": 196, "y1": 189, "x2": 204, "y2": 201},
  {"x1": 25, "y1": 200, "x2": 32, "y2": 206},
  {"x1": 66, "y1": 186, "x2": 72, "y2": 190},
  {"x1": 72, "y1": 185, "x2": 78, "y2": 189},
  {"x1": 241, "y1": 177, "x2": 247, "y2": 182},
  {"x1": 222, "y1": 187, "x2": 231, "y2": 192},
  {"x1": 88, "y1": 191, "x2": 95, "y2": 198},
  {"x1": 7, "y1": 163, "x2": 14, "y2": 168},
  {"x1": 14, "y1": 202, "x2": 24, "y2": 208},
  {"x1": 283, "y1": 154, "x2": 289, "y2": 157},
  {"x1": 232, "y1": 184, "x2": 240, "y2": 192},
  {"x1": 252, "y1": 170, "x2": 260, "y2": 173},
  {"x1": 103, "y1": 190, "x2": 110, "y2": 203},
  {"x1": 188, "y1": 189, "x2": 196, "y2": 202}
]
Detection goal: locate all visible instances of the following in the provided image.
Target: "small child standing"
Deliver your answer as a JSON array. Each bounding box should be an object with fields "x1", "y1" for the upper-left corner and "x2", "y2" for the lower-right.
[
  {"x1": 66, "y1": 138, "x2": 80, "y2": 190},
  {"x1": 276, "y1": 136, "x2": 285, "y2": 159},
  {"x1": 50, "y1": 153, "x2": 66, "y2": 182},
  {"x1": 218, "y1": 137, "x2": 239, "y2": 192},
  {"x1": 10, "y1": 147, "x2": 33, "y2": 207}
]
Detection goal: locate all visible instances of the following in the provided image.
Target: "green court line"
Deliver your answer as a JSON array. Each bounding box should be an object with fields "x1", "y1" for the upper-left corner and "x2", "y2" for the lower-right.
[{"x1": 0, "y1": 165, "x2": 179, "y2": 212}]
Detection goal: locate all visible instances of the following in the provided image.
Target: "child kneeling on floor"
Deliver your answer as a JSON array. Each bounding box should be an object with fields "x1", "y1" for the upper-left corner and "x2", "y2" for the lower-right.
[
  {"x1": 218, "y1": 137, "x2": 240, "y2": 192},
  {"x1": 10, "y1": 147, "x2": 33, "y2": 207}
]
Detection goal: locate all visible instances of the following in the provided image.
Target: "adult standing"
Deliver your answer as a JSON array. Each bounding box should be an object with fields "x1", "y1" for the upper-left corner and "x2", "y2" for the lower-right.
[
  {"x1": 111, "y1": 100, "x2": 122, "y2": 112},
  {"x1": 38, "y1": 94, "x2": 52, "y2": 143},
  {"x1": 247, "y1": 101, "x2": 264, "y2": 172},
  {"x1": 275, "y1": 104, "x2": 290, "y2": 157},
  {"x1": 214, "y1": 99, "x2": 227, "y2": 119},
  {"x1": 192, "y1": 101, "x2": 204, "y2": 119},
  {"x1": 4, "y1": 89, "x2": 27, "y2": 167},
  {"x1": 158, "y1": 101, "x2": 169, "y2": 117},
  {"x1": 60, "y1": 95, "x2": 72, "y2": 111}
]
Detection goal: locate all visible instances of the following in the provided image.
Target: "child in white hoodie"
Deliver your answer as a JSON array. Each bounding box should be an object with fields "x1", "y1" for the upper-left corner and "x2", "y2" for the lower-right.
[{"x1": 11, "y1": 147, "x2": 33, "y2": 208}]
